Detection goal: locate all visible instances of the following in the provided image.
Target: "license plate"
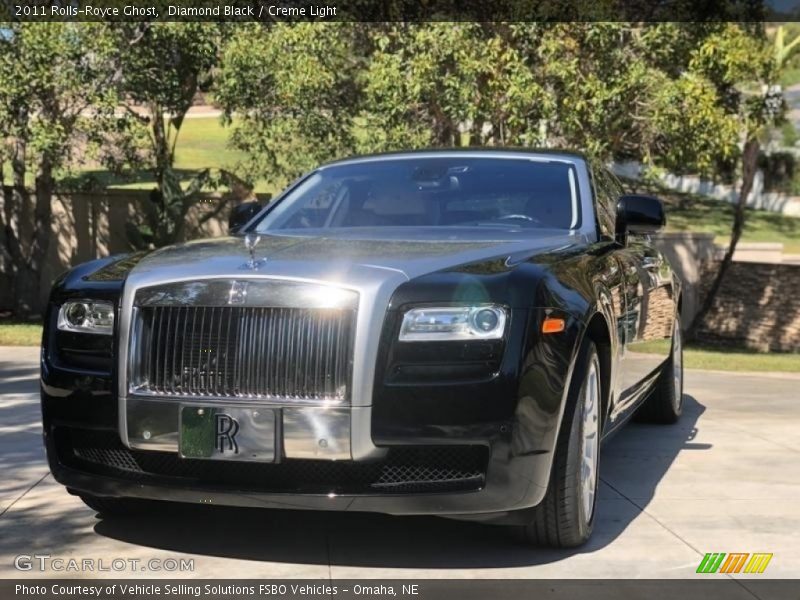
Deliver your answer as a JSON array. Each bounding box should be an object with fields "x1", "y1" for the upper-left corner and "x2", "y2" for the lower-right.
[{"x1": 179, "y1": 405, "x2": 276, "y2": 462}]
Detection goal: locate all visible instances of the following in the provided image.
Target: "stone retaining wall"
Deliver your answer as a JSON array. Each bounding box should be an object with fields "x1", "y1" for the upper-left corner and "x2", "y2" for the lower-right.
[
  {"x1": 696, "y1": 261, "x2": 800, "y2": 352},
  {"x1": 651, "y1": 234, "x2": 799, "y2": 352}
]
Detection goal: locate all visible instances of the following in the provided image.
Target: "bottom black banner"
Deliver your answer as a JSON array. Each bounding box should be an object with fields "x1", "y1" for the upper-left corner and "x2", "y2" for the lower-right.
[{"x1": 3, "y1": 579, "x2": 799, "y2": 600}]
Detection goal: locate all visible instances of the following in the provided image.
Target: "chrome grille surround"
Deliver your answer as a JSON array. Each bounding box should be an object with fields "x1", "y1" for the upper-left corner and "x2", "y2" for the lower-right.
[{"x1": 128, "y1": 280, "x2": 358, "y2": 404}]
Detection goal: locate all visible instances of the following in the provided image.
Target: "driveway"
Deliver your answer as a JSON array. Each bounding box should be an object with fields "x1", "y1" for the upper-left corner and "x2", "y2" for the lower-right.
[{"x1": 1, "y1": 346, "x2": 798, "y2": 580}]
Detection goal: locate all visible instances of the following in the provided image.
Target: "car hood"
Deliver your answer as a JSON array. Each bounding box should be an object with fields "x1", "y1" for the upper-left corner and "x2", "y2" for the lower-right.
[
  {"x1": 127, "y1": 230, "x2": 584, "y2": 286},
  {"x1": 113, "y1": 229, "x2": 587, "y2": 410}
]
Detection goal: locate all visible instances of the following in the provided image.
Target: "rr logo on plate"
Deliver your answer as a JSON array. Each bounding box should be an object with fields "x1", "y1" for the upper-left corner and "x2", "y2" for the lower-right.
[{"x1": 215, "y1": 413, "x2": 240, "y2": 454}]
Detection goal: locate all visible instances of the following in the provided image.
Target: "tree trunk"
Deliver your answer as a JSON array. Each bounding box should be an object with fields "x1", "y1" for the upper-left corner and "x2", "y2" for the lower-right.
[
  {"x1": 16, "y1": 157, "x2": 54, "y2": 318},
  {"x1": 151, "y1": 104, "x2": 169, "y2": 189},
  {"x1": 430, "y1": 104, "x2": 457, "y2": 146},
  {"x1": 1, "y1": 140, "x2": 28, "y2": 311},
  {"x1": 9, "y1": 139, "x2": 27, "y2": 258},
  {"x1": 686, "y1": 136, "x2": 760, "y2": 340},
  {"x1": 0, "y1": 164, "x2": 12, "y2": 310}
]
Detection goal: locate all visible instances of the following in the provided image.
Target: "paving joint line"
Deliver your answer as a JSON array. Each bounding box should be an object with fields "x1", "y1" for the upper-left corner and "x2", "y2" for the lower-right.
[
  {"x1": 601, "y1": 477, "x2": 761, "y2": 599},
  {"x1": 601, "y1": 477, "x2": 704, "y2": 556},
  {"x1": 0, "y1": 471, "x2": 50, "y2": 519}
]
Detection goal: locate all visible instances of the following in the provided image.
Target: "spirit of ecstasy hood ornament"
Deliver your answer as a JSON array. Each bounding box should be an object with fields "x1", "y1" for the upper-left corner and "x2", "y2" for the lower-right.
[{"x1": 241, "y1": 233, "x2": 266, "y2": 270}]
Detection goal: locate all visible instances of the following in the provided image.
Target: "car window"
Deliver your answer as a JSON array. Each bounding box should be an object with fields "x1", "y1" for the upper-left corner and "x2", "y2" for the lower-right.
[{"x1": 255, "y1": 157, "x2": 581, "y2": 233}]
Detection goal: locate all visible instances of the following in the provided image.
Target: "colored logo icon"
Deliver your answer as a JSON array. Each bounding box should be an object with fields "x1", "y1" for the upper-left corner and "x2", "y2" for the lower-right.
[{"x1": 697, "y1": 553, "x2": 773, "y2": 574}]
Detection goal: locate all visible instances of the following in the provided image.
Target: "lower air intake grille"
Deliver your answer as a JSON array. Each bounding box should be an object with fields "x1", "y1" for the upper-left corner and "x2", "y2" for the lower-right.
[{"x1": 55, "y1": 428, "x2": 488, "y2": 495}]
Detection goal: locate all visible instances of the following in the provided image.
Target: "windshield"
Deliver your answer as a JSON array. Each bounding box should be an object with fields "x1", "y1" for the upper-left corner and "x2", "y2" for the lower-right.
[{"x1": 254, "y1": 157, "x2": 580, "y2": 234}]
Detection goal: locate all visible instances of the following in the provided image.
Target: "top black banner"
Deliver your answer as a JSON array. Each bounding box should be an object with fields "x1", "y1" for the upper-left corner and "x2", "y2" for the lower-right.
[{"x1": 0, "y1": 0, "x2": 797, "y2": 22}]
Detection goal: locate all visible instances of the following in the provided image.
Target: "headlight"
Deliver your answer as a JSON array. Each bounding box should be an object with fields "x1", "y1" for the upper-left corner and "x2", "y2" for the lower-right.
[
  {"x1": 57, "y1": 300, "x2": 114, "y2": 335},
  {"x1": 399, "y1": 305, "x2": 507, "y2": 342}
]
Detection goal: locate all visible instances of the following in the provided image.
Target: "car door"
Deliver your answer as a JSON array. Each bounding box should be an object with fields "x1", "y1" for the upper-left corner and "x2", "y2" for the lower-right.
[
  {"x1": 615, "y1": 237, "x2": 670, "y2": 404},
  {"x1": 595, "y1": 171, "x2": 672, "y2": 417}
]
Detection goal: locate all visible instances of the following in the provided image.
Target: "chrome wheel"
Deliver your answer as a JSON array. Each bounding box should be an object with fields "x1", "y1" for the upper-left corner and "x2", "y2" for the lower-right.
[
  {"x1": 672, "y1": 324, "x2": 683, "y2": 412},
  {"x1": 580, "y1": 359, "x2": 600, "y2": 520}
]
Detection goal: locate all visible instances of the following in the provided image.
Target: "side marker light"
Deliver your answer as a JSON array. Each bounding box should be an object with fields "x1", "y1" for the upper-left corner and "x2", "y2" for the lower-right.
[{"x1": 542, "y1": 317, "x2": 566, "y2": 334}]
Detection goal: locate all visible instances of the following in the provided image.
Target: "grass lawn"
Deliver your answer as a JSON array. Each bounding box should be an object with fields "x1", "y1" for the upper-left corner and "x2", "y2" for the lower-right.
[
  {"x1": 637, "y1": 342, "x2": 800, "y2": 373},
  {"x1": 629, "y1": 184, "x2": 800, "y2": 254},
  {"x1": 65, "y1": 117, "x2": 274, "y2": 194},
  {"x1": 172, "y1": 117, "x2": 247, "y2": 173},
  {"x1": 0, "y1": 322, "x2": 42, "y2": 346}
]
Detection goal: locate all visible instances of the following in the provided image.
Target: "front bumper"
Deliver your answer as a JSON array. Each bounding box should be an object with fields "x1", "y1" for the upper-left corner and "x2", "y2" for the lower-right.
[
  {"x1": 42, "y1": 357, "x2": 554, "y2": 520},
  {"x1": 44, "y1": 423, "x2": 549, "y2": 520}
]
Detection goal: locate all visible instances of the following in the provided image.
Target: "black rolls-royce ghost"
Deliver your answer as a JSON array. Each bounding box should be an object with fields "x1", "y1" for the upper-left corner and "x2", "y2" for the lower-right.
[{"x1": 41, "y1": 149, "x2": 682, "y2": 547}]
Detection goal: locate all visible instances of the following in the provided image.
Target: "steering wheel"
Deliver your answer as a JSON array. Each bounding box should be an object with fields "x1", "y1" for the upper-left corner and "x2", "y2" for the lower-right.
[{"x1": 496, "y1": 214, "x2": 540, "y2": 224}]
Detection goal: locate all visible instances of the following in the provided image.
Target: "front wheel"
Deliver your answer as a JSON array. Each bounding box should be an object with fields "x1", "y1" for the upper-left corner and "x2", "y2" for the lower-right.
[{"x1": 515, "y1": 340, "x2": 601, "y2": 547}]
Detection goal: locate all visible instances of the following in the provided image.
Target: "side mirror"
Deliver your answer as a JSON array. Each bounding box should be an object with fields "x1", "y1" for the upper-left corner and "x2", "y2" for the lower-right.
[
  {"x1": 228, "y1": 201, "x2": 262, "y2": 234},
  {"x1": 616, "y1": 194, "x2": 665, "y2": 243}
]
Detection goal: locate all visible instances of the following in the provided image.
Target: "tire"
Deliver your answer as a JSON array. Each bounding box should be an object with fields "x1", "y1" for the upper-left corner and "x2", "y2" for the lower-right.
[
  {"x1": 516, "y1": 340, "x2": 601, "y2": 548},
  {"x1": 636, "y1": 316, "x2": 684, "y2": 425},
  {"x1": 80, "y1": 495, "x2": 151, "y2": 517}
]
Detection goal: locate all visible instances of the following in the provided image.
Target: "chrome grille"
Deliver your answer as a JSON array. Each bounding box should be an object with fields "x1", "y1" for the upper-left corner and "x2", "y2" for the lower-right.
[{"x1": 132, "y1": 306, "x2": 354, "y2": 401}]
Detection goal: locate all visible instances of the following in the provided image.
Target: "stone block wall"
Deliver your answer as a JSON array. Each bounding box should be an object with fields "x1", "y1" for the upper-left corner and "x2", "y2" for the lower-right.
[{"x1": 697, "y1": 261, "x2": 800, "y2": 352}]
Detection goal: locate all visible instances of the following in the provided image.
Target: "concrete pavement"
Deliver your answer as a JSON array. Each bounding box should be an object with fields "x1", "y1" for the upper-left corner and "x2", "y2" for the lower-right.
[{"x1": 1, "y1": 345, "x2": 798, "y2": 581}]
